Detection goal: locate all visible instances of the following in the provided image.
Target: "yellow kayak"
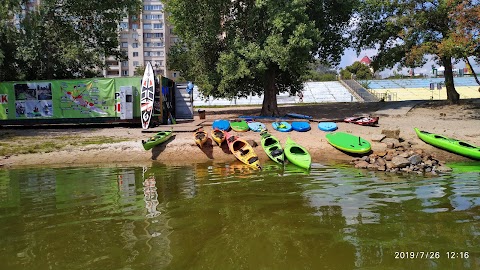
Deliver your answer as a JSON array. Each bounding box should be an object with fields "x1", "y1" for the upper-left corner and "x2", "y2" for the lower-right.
[
  {"x1": 225, "y1": 131, "x2": 261, "y2": 170},
  {"x1": 211, "y1": 128, "x2": 226, "y2": 146},
  {"x1": 194, "y1": 129, "x2": 208, "y2": 148}
]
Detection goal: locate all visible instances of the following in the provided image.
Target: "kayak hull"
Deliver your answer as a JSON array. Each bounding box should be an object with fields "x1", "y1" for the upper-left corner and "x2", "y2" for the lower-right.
[
  {"x1": 260, "y1": 131, "x2": 285, "y2": 164},
  {"x1": 284, "y1": 137, "x2": 311, "y2": 169},
  {"x1": 272, "y1": 121, "x2": 293, "y2": 132},
  {"x1": 415, "y1": 128, "x2": 480, "y2": 160},
  {"x1": 142, "y1": 131, "x2": 173, "y2": 150},
  {"x1": 225, "y1": 131, "x2": 261, "y2": 170},
  {"x1": 211, "y1": 129, "x2": 226, "y2": 146},
  {"x1": 230, "y1": 120, "x2": 249, "y2": 132},
  {"x1": 194, "y1": 130, "x2": 208, "y2": 148},
  {"x1": 291, "y1": 121, "x2": 311, "y2": 132}
]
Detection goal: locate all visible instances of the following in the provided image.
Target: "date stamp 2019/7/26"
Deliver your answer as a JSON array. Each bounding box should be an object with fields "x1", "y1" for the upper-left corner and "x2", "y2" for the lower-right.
[{"x1": 394, "y1": 252, "x2": 470, "y2": 259}]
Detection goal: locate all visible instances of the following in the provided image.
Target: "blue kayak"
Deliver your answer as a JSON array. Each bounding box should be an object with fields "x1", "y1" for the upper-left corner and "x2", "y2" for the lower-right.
[
  {"x1": 247, "y1": 122, "x2": 266, "y2": 132},
  {"x1": 272, "y1": 121, "x2": 292, "y2": 132},
  {"x1": 291, "y1": 121, "x2": 311, "y2": 132},
  {"x1": 318, "y1": 122, "x2": 338, "y2": 131},
  {"x1": 286, "y1": 113, "x2": 313, "y2": 120},
  {"x1": 212, "y1": 119, "x2": 230, "y2": 131}
]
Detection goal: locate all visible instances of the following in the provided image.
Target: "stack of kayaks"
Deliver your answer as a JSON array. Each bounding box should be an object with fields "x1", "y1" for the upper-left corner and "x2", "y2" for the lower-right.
[
  {"x1": 225, "y1": 131, "x2": 261, "y2": 170},
  {"x1": 414, "y1": 128, "x2": 480, "y2": 160},
  {"x1": 142, "y1": 130, "x2": 173, "y2": 150},
  {"x1": 325, "y1": 132, "x2": 371, "y2": 154},
  {"x1": 284, "y1": 137, "x2": 311, "y2": 169},
  {"x1": 272, "y1": 121, "x2": 292, "y2": 132},
  {"x1": 211, "y1": 128, "x2": 226, "y2": 146},
  {"x1": 260, "y1": 131, "x2": 284, "y2": 164},
  {"x1": 194, "y1": 129, "x2": 208, "y2": 148}
]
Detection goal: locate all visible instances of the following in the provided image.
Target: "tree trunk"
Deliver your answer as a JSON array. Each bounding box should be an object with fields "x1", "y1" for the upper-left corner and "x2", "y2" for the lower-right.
[
  {"x1": 464, "y1": 57, "x2": 480, "y2": 92},
  {"x1": 442, "y1": 56, "x2": 459, "y2": 104},
  {"x1": 261, "y1": 68, "x2": 280, "y2": 116}
]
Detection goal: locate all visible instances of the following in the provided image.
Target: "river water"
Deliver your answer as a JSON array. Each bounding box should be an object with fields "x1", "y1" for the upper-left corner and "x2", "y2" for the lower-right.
[{"x1": 0, "y1": 162, "x2": 479, "y2": 269}]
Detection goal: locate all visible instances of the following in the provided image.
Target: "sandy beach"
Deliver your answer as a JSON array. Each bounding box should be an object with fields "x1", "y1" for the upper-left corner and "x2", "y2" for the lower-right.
[{"x1": 1, "y1": 99, "x2": 479, "y2": 168}]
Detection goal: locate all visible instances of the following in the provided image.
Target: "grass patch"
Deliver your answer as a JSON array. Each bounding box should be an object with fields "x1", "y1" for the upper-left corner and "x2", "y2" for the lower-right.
[{"x1": 0, "y1": 135, "x2": 129, "y2": 156}]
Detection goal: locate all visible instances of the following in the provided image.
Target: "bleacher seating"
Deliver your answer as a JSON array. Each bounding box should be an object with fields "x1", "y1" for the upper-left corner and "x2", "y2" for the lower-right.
[
  {"x1": 361, "y1": 77, "x2": 480, "y2": 101},
  {"x1": 193, "y1": 81, "x2": 357, "y2": 106}
]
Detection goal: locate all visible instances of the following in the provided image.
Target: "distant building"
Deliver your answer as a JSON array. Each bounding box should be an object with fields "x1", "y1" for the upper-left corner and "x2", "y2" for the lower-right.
[
  {"x1": 13, "y1": 0, "x2": 180, "y2": 80},
  {"x1": 359, "y1": 56, "x2": 372, "y2": 66}
]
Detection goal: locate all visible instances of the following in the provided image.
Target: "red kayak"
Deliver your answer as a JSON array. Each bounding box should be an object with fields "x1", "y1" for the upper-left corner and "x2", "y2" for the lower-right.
[{"x1": 344, "y1": 116, "x2": 379, "y2": 126}]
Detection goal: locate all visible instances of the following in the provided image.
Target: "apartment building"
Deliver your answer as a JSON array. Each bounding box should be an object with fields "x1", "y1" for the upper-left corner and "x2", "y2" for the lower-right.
[
  {"x1": 14, "y1": 0, "x2": 179, "y2": 79},
  {"x1": 105, "y1": 0, "x2": 180, "y2": 79}
]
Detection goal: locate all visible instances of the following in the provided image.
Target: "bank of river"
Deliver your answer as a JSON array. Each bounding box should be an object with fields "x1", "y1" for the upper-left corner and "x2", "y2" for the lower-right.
[{"x1": 0, "y1": 162, "x2": 479, "y2": 269}]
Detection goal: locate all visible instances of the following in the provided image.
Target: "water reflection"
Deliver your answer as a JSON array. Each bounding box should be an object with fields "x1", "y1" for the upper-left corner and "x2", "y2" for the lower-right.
[{"x1": 0, "y1": 163, "x2": 478, "y2": 269}]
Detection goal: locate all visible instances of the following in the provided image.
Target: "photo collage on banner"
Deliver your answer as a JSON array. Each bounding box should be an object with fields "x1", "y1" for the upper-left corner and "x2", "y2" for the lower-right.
[{"x1": 14, "y1": 82, "x2": 53, "y2": 118}]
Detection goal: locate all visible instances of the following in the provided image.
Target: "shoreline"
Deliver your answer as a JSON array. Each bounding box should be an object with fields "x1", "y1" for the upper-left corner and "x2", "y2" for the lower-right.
[{"x1": 1, "y1": 100, "x2": 479, "y2": 169}]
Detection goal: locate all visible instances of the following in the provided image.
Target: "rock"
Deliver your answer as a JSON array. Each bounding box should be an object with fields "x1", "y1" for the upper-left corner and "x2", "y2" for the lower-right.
[
  {"x1": 361, "y1": 156, "x2": 370, "y2": 163},
  {"x1": 399, "y1": 152, "x2": 409, "y2": 158},
  {"x1": 435, "y1": 165, "x2": 453, "y2": 173},
  {"x1": 383, "y1": 138, "x2": 400, "y2": 146},
  {"x1": 408, "y1": 154, "x2": 422, "y2": 165},
  {"x1": 391, "y1": 156, "x2": 410, "y2": 168},
  {"x1": 381, "y1": 129, "x2": 400, "y2": 139},
  {"x1": 386, "y1": 161, "x2": 395, "y2": 169},
  {"x1": 354, "y1": 161, "x2": 370, "y2": 169},
  {"x1": 386, "y1": 142, "x2": 395, "y2": 149},
  {"x1": 371, "y1": 134, "x2": 386, "y2": 142},
  {"x1": 377, "y1": 165, "x2": 386, "y2": 171},
  {"x1": 375, "y1": 157, "x2": 386, "y2": 167},
  {"x1": 367, "y1": 164, "x2": 379, "y2": 170},
  {"x1": 375, "y1": 151, "x2": 387, "y2": 157}
]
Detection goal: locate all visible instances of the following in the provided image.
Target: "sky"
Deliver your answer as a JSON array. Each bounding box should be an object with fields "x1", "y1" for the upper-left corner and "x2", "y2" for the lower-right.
[{"x1": 339, "y1": 48, "x2": 480, "y2": 78}]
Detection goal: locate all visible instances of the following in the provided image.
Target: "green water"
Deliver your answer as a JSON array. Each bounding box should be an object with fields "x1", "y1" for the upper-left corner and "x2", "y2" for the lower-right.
[{"x1": 0, "y1": 162, "x2": 479, "y2": 270}]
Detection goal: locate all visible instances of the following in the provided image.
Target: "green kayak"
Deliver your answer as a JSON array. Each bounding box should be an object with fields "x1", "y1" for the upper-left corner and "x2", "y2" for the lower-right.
[
  {"x1": 230, "y1": 120, "x2": 249, "y2": 132},
  {"x1": 284, "y1": 137, "x2": 311, "y2": 169},
  {"x1": 415, "y1": 128, "x2": 480, "y2": 160},
  {"x1": 142, "y1": 130, "x2": 173, "y2": 150},
  {"x1": 260, "y1": 131, "x2": 284, "y2": 164},
  {"x1": 325, "y1": 132, "x2": 371, "y2": 154}
]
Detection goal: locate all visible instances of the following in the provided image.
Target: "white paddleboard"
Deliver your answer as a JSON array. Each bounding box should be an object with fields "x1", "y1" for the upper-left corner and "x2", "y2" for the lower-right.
[{"x1": 141, "y1": 62, "x2": 155, "y2": 129}]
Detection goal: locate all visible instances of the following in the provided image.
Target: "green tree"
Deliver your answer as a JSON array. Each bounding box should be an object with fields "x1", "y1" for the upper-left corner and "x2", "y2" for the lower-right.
[
  {"x1": 134, "y1": 65, "x2": 146, "y2": 76},
  {"x1": 340, "y1": 61, "x2": 373, "y2": 80},
  {"x1": 353, "y1": 0, "x2": 480, "y2": 104},
  {"x1": 166, "y1": 0, "x2": 355, "y2": 116},
  {"x1": 0, "y1": 0, "x2": 141, "y2": 81}
]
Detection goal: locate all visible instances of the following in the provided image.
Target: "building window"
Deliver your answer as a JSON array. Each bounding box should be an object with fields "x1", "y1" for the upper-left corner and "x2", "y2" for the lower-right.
[
  {"x1": 144, "y1": 51, "x2": 150, "y2": 57},
  {"x1": 130, "y1": 15, "x2": 137, "y2": 20},
  {"x1": 121, "y1": 33, "x2": 129, "y2": 39},
  {"x1": 122, "y1": 70, "x2": 129, "y2": 76},
  {"x1": 153, "y1": 23, "x2": 163, "y2": 29},
  {"x1": 173, "y1": 72, "x2": 177, "y2": 78},
  {"x1": 133, "y1": 61, "x2": 139, "y2": 67},
  {"x1": 121, "y1": 42, "x2": 128, "y2": 48},
  {"x1": 154, "y1": 33, "x2": 163, "y2": 38},
  {"x1": 121, "y1": 61, "x2": 128, "y2": 67},
  {"x1": 119, "y1": 22, "x2": 128, "y2": 30},
  {"x1": 154, "y1": 60, "x2": 163, "y2": 67},
  {"x1": 132, "y1": 33, "x2": 139, "y2": 40},
  {"x1": 143, "y1": 23, "x2": 152, "y2": 30},
  {"x1": 133, "y1": 52, "x2": 139, "y2": 57},
  {"x1": 154, "y1": 42, "x2": 164, "y2": 47},
  {"x1": 144, "y1": 14, "x2": 162, "y2": 20},
  {"x1": 132, "y1": 43, "x2": 138, "y2": 48},
  {"x1": 144, "y1": 5, "x2": 163, "y2": 11},
  {"x1": 131, "y1": 23, "x2": 138, "y2": 30},
  {"x1": 144, "y1": 42, "x2": 151, "y2": 47},
  {"x1": 143, "y1": 33, "x2": 153, "y2": 38}
]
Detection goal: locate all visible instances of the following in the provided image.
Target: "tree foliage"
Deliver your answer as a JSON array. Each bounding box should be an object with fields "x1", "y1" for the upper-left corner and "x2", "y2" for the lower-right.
[
  {"x1": 166, "y1": 0, "x2": 355, "y2": 115},
  {"x1": 0, "y1": 0, "x2": 142, "y2": 81},
  {"x1": 340, "y1": 61, "x2": 373, "y2": 80},
  {"x1": 353, "y1": 0, "x2": 480, "y2": 103}
]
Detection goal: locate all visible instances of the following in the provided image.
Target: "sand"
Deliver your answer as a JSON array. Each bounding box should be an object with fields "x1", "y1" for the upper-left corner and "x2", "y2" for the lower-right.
[{"x1": 1, "y1": 99, "x2": 479, "y2": 168}]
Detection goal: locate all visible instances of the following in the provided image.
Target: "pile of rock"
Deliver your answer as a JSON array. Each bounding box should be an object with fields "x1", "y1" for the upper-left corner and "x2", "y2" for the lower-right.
[{"x1": 351, "y1": 132, "x2": 452, "y2": 175}]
